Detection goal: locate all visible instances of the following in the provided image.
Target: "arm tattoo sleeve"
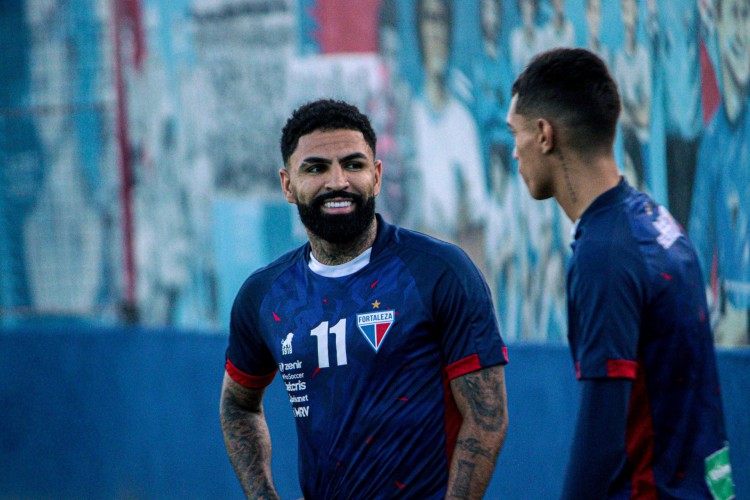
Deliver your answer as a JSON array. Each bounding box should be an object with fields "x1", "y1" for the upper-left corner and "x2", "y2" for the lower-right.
[
  {"x1": 219, "y1": 374, "x2": 280, "y2": 500},
  {"x1": 446, "y1": 365, "x2": 508, "y2": 500}
]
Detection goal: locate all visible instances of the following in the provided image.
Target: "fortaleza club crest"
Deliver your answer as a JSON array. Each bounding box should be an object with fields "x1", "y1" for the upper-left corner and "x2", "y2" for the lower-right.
[{"x1": 356, "y1": 310, "x2": 395, "y2": 352}]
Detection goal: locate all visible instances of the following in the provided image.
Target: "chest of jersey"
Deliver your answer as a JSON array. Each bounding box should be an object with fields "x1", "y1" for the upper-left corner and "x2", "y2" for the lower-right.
[{"x1": 258, "y1": 254, "x2": 441, "y2": 421}]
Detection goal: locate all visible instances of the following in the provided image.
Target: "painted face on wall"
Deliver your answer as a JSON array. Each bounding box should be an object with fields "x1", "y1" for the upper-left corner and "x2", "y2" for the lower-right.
[
  {"x1": 480, "y1": 0, "x2": 501, "y2": 44},
  {"x1": 620, "y1": 0, "x2": 638, "y2": 34},
  {"x1": 520, "y1": 0, "x2": 536, "y2": 28},
  {"x1": 420, "y1": 0, "x2": 450, "y2": 78},
  {"x1": 716, "y1": 0, "x2": 750, "y2": 103},
  {"x1": 586, "y1": 0, "x2": 602, "y2": 38}
]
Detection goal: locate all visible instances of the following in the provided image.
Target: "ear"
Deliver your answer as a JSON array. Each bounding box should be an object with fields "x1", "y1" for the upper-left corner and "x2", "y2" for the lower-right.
[
  {"x1": 373, "y1": 159, "x2": 383, "y2": 197},
  {"x1": 279, "y1": 167, "x2": 296, "y2": 204},
  {"x1": 536, "y1": 118, "x2": 556, "y2": 154}
]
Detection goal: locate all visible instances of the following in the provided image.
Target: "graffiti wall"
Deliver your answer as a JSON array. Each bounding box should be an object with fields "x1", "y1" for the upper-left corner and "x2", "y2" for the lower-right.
[{"x1": 0, "y1": 0, "x2": 747, "y2": 345}]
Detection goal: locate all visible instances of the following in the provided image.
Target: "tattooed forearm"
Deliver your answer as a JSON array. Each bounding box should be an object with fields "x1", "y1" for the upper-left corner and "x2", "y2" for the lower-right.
[
  {"x1": 450, "y1": 460, "x2": 476, "y2": 499},
  {"x1": 446, "y1": 365, "x2": 508, "y2": 500},
  {"x1": 456, "y1": 437, "x2": 494, "y2": 460},
  {"x1": 220, "y1": 373, "x2": 280, "y2": 500},
  {"x1": 453, "y1": 368, "x2": 507, "y2": 431}
]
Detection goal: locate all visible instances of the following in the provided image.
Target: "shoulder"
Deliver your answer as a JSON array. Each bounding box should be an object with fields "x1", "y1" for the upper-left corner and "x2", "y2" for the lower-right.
[
  {"x1": 386, "y1": 225, "x2": 483, "y2": 283},
  {"x1": 234, "y1": 244, "x2": 306, "y2": 304},
  {"x1": 572, "y1": 195, "x2": 650, "y2": 279}
]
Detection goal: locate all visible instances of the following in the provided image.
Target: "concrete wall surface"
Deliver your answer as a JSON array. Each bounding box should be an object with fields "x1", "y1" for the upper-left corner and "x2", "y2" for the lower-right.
[{"x1": 0, "y1": 326, "x2": 747, "y2": 499}]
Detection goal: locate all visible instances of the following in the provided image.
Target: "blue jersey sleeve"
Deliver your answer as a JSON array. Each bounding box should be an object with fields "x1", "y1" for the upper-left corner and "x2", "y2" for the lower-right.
[
  {"x1": 429, "y1": 245, "x2": 508, "y2": 380},
  {"x1": 224, "y1": 250, "x2": 304, "y2": 388},
  {"x1": 225, "y1": 275, "x2": 278, "y2": 387},
  {"x1": 568, "y1": 237, "x2": 646, "y2": 380}
]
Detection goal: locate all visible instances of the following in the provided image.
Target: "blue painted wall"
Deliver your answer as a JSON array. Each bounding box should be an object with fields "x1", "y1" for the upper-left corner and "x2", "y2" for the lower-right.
[{"x1": 1, "y1": 326, "x2": 747, "y2": 498}]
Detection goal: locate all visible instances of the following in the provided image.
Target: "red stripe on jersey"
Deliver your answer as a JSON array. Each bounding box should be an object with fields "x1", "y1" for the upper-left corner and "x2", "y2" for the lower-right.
[
  {"x1": 225, "y1": 359, "x2": 277, "y2": 388},
  {"x1": 444, "y1": 354, "x2": 482, "y2": 381},
  {"x1": 441, "y1": 370, "x2": 462, "y2": 470},
  {"x1": 502, "y1": 346, "x2": 509, "y2": 363},
  {"x1": 626, "y1": 360, "x2": 658, "y2": 499},
  {"x1": 607, "y1": 359, "x2": 638, "y2": 379}
]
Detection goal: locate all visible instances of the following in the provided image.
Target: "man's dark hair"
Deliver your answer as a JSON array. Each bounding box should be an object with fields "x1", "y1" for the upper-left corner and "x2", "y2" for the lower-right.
[
  {"x1": 280, "y1": 99, "x2": 377, "y2": 166},
  {"x1": 511, "y1": 47, "x2": 621, "y2": 151},
  {"x1": 416, "y1": 0, "x2": 453, "y2": 65}
]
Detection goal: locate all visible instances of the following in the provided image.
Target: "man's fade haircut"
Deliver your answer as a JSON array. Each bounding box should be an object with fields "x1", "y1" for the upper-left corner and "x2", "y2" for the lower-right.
[
  {"x1": 280, "y1": 99, "x2": 377, "y2": 166},
  {"x1": 511, "y1": 47, "x2": 621, "y2": 152}
]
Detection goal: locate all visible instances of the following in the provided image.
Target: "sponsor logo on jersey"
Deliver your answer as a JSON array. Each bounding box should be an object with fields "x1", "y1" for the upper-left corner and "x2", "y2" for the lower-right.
[
  {"x1": 293, "y1": 406, "x2": 309, "y2": 418},
  {"x1": 279, "y1": 359, "x2": 302, "y2": 372},
  {"x1": 652, "y1": 205, "x2": 681, "y2": 249},
  {"x1": 705, "y1": 446, "x2": 734, "y2": 500},
  {"x1": 356, "y1": 310, "x2": 395, "y2": 352},
  {"x1": 281, "y1": 332, "x2": 294, "y2": 355}
]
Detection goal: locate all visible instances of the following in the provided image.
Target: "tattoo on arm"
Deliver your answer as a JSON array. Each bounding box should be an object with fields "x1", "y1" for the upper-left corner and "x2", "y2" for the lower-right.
[
  {"x1": 453, "y1": 368, "x2": 507, "y2": 432},
  {"x1": 450, "y1": 460, "x2": 476, "y2": 499},
  {"x1": 446, "y1": 366, "x2": 508, "y2": 499},
  {"x1": 456, "y1": 437, "x2": 494, "y2": 460},
  {"x1": 220, "y1": 374, "x2": 279, "y2": 499}
]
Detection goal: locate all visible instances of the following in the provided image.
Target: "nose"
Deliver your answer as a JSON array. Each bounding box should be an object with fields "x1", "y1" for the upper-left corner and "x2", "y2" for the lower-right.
[{"x1": 326, "y1": 163, "x2": 350, "y2": 191}]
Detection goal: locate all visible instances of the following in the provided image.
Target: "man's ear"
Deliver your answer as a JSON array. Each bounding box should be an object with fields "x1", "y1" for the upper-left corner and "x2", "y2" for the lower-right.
[
  {"x1": 373, "y1": 159, "x2": 383, "y2": 197},
  {"x1": 279, "y1": 167, "x2": 296, "y2": 204},
  {"x1": 536, "y1": 118, "x2": 555, "y2": 154}
]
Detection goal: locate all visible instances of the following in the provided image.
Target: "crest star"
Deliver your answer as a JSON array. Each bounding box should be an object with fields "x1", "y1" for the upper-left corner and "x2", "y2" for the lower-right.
[{"x1": 372, "y1": 300, "x2": 380, "y2": 309}]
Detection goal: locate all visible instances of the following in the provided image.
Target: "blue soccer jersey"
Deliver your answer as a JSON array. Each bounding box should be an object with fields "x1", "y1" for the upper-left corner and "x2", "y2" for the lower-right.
[
  {"x1": 567, "y1": 178, "x2": 732, "y2": 498},
  {"x1": 226, "y1": 215, "x2": 508, "y2": 499}
]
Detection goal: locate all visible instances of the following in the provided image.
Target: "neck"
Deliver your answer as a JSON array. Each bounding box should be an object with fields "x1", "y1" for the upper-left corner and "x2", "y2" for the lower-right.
[
  {"x1": 553, "y1": 150, "x2": 621, "y2": 222},
  {"x1": 484, "y1": 39, "x2": 497, "y2": 59},
  {"x1": 308, "y1": 218, "x2": 378, "y2": 266},
  {"x1": 425, "y1": 75, "x2": 447, "y2": 112}
]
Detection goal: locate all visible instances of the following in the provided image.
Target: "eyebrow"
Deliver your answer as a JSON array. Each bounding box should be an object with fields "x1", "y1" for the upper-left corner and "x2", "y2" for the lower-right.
[{"x1": 300, "y1": 152, "x2": 368, "y2": 166}]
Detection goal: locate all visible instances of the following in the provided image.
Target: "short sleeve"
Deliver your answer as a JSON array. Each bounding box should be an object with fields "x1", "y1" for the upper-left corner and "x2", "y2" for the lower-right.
[
  {"x1": 432, "y1": 247, "x2": 508, "y2": 381},
  {"x1": 568, "y1": 239, "x2": 646, "y2": 380},
  {"x1": 225, "y1": 278, "x2": 278, "y2": 388}
]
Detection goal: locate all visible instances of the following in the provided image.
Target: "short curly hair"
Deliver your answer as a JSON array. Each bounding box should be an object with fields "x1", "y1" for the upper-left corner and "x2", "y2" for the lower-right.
[{"x1": 280, "y1": 99, "x2": 377, "y2": 166}]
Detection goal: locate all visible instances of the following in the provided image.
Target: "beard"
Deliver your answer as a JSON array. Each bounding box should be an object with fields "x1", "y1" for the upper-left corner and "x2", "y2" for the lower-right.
[{"x1": 296, "y1": 190, "x2": 376, "y2": 245}]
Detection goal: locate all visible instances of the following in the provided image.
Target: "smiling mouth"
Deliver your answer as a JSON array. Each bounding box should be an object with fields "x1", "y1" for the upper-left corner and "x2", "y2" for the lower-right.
[{"x1": 323, "y1": 200, "x2": 354, "y2": 209}]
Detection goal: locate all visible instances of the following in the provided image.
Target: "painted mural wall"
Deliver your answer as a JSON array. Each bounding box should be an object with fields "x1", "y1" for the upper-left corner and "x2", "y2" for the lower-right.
[{"x1": 0, "y1": 0, "x2": 748, "y2": 345}]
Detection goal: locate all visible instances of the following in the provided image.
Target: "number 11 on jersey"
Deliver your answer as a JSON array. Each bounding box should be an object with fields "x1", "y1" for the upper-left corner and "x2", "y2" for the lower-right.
[{"x1": 310, "y1": 319, "x2": 348, "y2": 368}]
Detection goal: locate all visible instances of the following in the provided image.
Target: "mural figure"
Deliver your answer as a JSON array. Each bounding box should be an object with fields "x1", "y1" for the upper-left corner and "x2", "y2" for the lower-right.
[
  {"x1": 689, "y1": 0, "x2": 750, "y2": 346},
  {"x1": 585, "y1": 0, "x2": 610, "y2": 65},
  {"x1": 648, "y1": 0, "x2": 703, "y2": 227},
  {"x1": 412, "y1": 0, "x2": 489, "y2": 268},
  {"x1": 510, "y1": 0, "x2": 543, "y2": 74},
  {"x1": 470, "y1": 0, "x2": 526, "y2": 340},
  {"x1": 539, "y1": 0, "x2": 575, "y2": 50},
  {"x1": 368, "y1": 0, "x2": 415, "y2": 226},
  {"x1": 613, "y1": 0, "x2": 651, "y2": 191}
]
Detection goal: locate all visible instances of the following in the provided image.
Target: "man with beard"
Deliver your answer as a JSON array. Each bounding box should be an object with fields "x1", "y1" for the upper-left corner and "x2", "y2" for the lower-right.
[{"x1": 220, "y1": 99, "x2": 509, "y2": 499}]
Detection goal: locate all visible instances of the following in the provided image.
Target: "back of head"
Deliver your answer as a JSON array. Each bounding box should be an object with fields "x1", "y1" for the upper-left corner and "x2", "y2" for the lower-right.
[
  {"x1": 511, "y1": 48, "x2": 621, "y2": 153},
  {"x1": 280, "y1": 99, "x2": 377, "y2": 166}
]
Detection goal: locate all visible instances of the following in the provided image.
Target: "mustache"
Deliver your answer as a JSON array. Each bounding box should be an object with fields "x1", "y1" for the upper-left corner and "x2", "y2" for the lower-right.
[{"x1": 312, "y1": 190, "x2": 364, "y2": 208}]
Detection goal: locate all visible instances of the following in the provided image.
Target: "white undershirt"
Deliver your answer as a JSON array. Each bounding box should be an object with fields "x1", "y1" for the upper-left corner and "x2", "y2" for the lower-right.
[{"x1": 308, "y1": 247, "x2": 372, "y2": 278}]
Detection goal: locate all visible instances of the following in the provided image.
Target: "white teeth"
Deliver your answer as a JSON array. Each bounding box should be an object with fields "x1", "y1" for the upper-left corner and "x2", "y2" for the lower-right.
[{"x1": 324, "y1": 200, "x2": 352, "y2": 208}]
